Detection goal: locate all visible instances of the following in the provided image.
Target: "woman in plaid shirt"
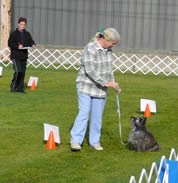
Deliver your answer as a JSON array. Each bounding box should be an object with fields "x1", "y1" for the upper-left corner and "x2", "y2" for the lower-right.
[{"x1": 70, "y1": 28, "x2": 121, "y2": 151}]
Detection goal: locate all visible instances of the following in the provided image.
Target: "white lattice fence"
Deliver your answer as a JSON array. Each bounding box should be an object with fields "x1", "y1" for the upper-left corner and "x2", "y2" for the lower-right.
[
  {"x1": 0, "y1": 48, "x2": 178, "y2": 76},
  {"x1": 129, "y1": 148, "x2": 178, "y2": 183}
]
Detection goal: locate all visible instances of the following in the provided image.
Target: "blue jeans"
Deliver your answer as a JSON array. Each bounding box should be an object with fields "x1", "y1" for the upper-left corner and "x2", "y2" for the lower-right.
[{"x1": 70, "y1": 85, "x2": 106, "y2": 146}]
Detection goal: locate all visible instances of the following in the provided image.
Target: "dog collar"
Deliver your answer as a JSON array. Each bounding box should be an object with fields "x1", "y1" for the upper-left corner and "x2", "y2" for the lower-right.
[{"x1": 134, "y1": 130, "x2": 141, "y2": 133}]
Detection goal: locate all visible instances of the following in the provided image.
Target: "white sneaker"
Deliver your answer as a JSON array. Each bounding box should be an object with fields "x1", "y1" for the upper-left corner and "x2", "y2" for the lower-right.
[
  {"x1": 71, "y1": 143, "x2": 81, "y2": 151},
  {"x1": 91, "y1": 144, "x2": 104, "y2": 151}
]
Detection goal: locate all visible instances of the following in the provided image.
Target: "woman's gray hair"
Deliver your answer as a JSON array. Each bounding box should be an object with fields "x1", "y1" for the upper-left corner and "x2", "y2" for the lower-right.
[
  {"x1": 104, "y1": 28, "x2": 120, "y2": 41},
  {"x1": 91, "y1": 28, "x2": 120, "y2": 42}
]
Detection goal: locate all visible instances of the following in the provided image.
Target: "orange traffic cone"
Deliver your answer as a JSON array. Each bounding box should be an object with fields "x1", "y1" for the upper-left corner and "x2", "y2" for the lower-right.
[
  {"x1": 46, "y1": 131, "x2": 56, "y2": 150},
  {"x1": 30, "y1": 80, "x2": 36, "y2": 90},
  {"x1": 144, "y1": 104, "x2": 152, "y2": 117}
]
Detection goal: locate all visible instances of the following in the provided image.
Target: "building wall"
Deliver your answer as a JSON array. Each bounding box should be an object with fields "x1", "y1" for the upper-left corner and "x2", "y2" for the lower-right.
[{"x1": 11, "y1": 0, "x2": 178, "y2": 51}]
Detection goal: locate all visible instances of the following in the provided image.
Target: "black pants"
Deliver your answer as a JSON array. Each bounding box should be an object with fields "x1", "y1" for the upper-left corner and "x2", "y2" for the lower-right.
[{"x1": 10, "y1": 59, "x2": 27, "y2": 92}]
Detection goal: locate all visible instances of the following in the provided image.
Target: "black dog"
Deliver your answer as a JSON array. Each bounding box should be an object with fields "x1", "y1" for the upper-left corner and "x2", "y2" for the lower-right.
[{"x1": 128, "y1": 116, "x2": 161, "y2": 152}]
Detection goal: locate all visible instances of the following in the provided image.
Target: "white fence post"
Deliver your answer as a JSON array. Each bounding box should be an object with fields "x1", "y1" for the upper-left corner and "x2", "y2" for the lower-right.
[
  {"x1": 169, "y1": 148, "x2": 178, "y2": 161},
  {"x1": 138, "y1": 169, "x2": 149, "y2": 183},
  {"x1": 129, "y1": 176, "x2": 137, "y2": 183}
]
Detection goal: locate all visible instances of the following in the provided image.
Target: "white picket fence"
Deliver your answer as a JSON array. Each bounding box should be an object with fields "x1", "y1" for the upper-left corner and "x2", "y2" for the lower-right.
[
  {"x1": 129, "y1": 148, "x2": 178, "y2": 183},
  {"x1": 0, "y1": 48, "x2": 178, "y2": 76}
]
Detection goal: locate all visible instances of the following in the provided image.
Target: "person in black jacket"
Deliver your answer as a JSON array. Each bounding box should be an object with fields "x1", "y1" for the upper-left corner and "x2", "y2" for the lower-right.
[{"x1": 8, "y1": 17, "x2": 36, "y2": 93}]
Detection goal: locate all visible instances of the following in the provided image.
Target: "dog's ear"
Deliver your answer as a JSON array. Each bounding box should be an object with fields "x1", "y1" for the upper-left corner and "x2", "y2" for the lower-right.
[
  {"x1": 141, "y1": 117, "x2": 147, "y2": 126},
  {"x1": 130, "y1": 116, "x2": 135, "y2": 120},
  {"x1": 130, "y1": 116, "x2": 136, "y2": 129}
]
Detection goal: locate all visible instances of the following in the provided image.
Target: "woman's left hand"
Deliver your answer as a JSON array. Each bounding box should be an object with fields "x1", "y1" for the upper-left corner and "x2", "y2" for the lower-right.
[{"x1": 115, "y1": 87, "x2": 121, "y2": 93}]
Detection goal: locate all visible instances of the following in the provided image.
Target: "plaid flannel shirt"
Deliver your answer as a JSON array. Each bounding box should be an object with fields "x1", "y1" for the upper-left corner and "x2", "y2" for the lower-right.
[{"x1": 76, "y1": 40, "x2": 115, "y2": 98}]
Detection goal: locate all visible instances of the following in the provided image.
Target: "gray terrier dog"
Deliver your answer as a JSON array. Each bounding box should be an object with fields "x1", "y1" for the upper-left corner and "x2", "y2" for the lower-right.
[{"x1": 128, "y1": 116, "x2": 161, "y2": 152}]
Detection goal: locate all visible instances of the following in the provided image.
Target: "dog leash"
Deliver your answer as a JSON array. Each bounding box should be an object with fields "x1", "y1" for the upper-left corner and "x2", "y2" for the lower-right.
[{"x1": 116, "y1": 88, "x2": 129, "y2": 145}]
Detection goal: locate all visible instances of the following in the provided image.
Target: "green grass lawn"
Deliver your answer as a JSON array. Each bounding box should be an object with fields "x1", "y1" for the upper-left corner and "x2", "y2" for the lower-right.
[{"x1": 0, "y1": 65, "x2": 178, "y2": 183}]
